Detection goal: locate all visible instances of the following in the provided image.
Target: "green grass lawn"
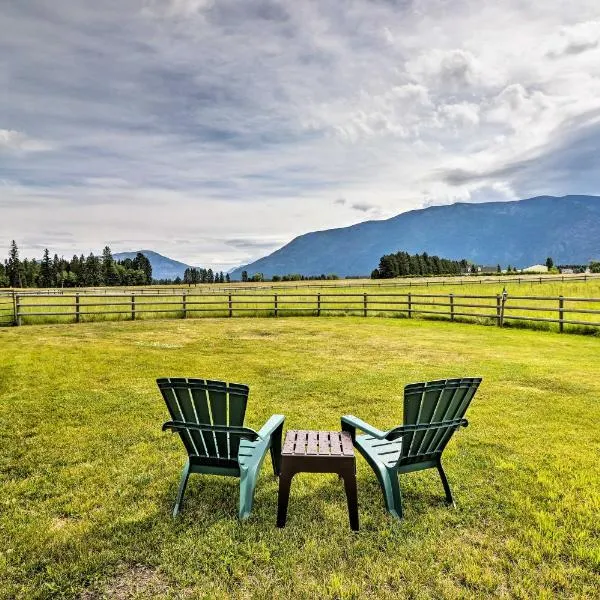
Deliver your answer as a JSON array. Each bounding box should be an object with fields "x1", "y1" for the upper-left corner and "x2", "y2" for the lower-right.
[{"x1": 1, "y1": 318, "x2": 599, "y2": 599}]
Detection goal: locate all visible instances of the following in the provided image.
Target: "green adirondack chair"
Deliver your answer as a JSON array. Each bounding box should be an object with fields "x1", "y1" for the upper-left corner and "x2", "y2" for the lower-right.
[
  {"x1": 158, "y1": 377, "x2": 284, "y2": 520},
  {"x1": 341, "y1": 377, "x2": 481, "y2": 519}
]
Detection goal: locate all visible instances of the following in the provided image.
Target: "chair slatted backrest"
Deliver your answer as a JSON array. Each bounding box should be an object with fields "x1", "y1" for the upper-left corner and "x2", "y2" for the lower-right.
[
  {"x1": 157, "y1": 377, "x2": 250, "y2": 461},
  {"x1": 393, "y1": 377, "x2": 481, "y2": 465}
]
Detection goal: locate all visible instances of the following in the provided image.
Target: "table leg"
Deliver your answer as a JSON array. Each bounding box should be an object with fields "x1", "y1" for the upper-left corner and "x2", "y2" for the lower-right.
[
  {"x1": 277, "y1": 471, "x2": 294, "y2": 528},
  {"x1": 341, "y1": 463, "x2": 359, "y2": 531}
]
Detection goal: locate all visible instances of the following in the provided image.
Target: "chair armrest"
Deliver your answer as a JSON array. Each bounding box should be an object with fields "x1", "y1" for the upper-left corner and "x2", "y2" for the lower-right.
[
  {"x1": 341, "y1": 415, "x2": 388, "y2": 440},
  {"x1": 257, "y1": 414, "x2": 285, "y2": 439},
  {"x1": 385, "y1": 418, "x2": 468, "y2": 440},
  {"x1": 162, "y1": 420, "x2": 260, "y2": 441}
]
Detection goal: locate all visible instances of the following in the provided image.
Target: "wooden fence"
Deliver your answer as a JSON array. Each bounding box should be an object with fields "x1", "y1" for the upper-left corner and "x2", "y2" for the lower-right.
[{"x1": 9, "y1": 290, "x2": 600, "y2": 333}]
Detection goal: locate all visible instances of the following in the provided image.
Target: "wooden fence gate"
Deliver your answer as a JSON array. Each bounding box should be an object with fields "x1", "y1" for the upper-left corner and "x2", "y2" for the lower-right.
[{"x1": 0, "y1": 293, "x2": 15, "y2": 326}]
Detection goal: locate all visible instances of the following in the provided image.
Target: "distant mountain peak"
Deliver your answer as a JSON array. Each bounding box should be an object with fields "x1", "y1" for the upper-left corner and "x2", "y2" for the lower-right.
[
  {"x1": 230, "y1": 195, "x2": 600, "y2": 278},
  {"x1": 113, "y1": 250, "x2": 193, "y2": 280}
]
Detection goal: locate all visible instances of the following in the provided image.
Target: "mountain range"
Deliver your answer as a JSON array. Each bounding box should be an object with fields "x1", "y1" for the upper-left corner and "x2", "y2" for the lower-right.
[
  {"x1": 229, "y1": 195, "x2": 600, "y2": 278},
  {"x1": 113, "y1": 250, "x2": 193, "y2": 280}
]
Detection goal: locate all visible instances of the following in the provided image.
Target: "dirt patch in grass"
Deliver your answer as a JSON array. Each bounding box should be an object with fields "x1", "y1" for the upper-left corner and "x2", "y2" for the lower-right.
[{"x1": 81, "y1": 565, "x2": 172, "y2": 599}]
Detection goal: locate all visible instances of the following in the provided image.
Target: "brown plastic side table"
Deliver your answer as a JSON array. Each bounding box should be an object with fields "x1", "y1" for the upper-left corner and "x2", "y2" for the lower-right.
[{"x1": 276, "y1": 430, "x2": 359, "y2": 531}]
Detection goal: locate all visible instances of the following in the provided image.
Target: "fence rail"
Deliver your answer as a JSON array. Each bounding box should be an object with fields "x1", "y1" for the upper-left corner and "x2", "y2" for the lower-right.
[
  {"x1": 1, "y1": 273, "x2": 599, "y2": 297},
  {"x1": 8, "y1": 290, "x2": 600, "y2": 334}
]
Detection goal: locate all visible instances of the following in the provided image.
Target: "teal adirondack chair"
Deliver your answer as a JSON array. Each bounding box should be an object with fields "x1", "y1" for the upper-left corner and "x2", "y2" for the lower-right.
[
  {"x1": 341, "y1": 377, "x2": 481, "y2": 519},
  {"x1": 158, "y1": 377, "x2": 284, "y2": 520}
]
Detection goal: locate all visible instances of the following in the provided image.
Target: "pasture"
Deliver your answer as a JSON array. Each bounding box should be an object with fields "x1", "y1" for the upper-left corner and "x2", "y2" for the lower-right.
[
  {"x1": 1, "y1": 317, "x2": 599, "y2": 599},
  {"x1": 5, "y1": 276, "x2": 600, "y2": 334}
]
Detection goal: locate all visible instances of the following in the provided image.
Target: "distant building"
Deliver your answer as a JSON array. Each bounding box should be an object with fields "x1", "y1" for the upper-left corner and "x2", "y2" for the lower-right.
[
  {"x1": 522, "y1": 264, "x2": 549, "y2": 273},
  {"x1": 557, "y1": 264, "x2": 588, "y2": 274},
  {"x1": 479, "y1": 266, "x2": 498, "y2": 274}
]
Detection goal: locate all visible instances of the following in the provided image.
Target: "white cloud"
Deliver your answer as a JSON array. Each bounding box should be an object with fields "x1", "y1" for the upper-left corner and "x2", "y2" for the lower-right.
[
  {"x1": 548, "y1": 20, "x2": 600, "y2": 57},
  {"x1": 437, "y1": 103, "x2": 480, "y2": 127},
  {"x1": 144, "y1": 0, "x2": 214, "y2": 18},
  {"x1": 0, "y1": 129, "x2": 51, "y2": 152},
  {"x1": 351, "y1": 201, "x2": 379, "y2": 213},
  {"x1": 485, "y1": 84, "x2": 554, "y2": 129},
  {"x1": 407, "y1": 49, "x2": 487, "y2": 91}
]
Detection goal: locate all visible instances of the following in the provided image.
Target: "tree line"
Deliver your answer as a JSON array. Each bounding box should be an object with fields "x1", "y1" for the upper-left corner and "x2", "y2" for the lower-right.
[
  {"x1": 183, "y1": 268, "x2": 229, "y2": 285},
  {"x1": 240, "y1": 271, "x2": 340, "y2": 282},
  {"x1": 371, "y1": 251, "x2": 470, "y2": 279},
  {"x1": 0, "y1": 241, "x2": 152, "y2": 288}
]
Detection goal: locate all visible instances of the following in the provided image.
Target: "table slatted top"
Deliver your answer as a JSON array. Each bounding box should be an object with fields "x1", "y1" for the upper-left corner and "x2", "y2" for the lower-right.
[{"x1": 282, "y1": 430, "x2": 354, "y2": 457}]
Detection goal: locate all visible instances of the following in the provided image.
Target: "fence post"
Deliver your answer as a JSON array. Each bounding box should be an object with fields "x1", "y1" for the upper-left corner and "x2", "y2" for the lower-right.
[
  {"x1": 363, "y1": 293, "x2": 368, "y2": 317},
  {"x1": 13, "y1": 292, "x2": 19, "y2": 326},
  {"x1": 228, "y1": 293, "x2": 233, "y2": 317},
  {"x1": 317, "y1": 293, "x2": 321, "y2": 317},
  {"x1": 558, "y1": 296, "x2": 564, "y2": 333},
  {"x1": 274, "y1": 294, "x2": 278, "y2": 317},
  {"x1": 15, "y1": 294, "x2": 21, "y2": 326},
  {"x1": 496, "y1": 294, "x2": 502, "y2": 326},
  {"x1": 449, "y1": 293, "x2": 454, "y2": 321},
  {"x1": 500, "y1": 289, "x2": 508, "y2": 327},
  {"x1": 182, "y1": 292, "x2": 187, "y2": 318},
  {"x1": 131, "y1": 293, "x2": 136, "y2": 321},
  {"x1": 75, "y1": 293, "x2": 80, "y2": 323},
  {"x1": 407, "y1": 293, "x2": 412, "y2": 318}
]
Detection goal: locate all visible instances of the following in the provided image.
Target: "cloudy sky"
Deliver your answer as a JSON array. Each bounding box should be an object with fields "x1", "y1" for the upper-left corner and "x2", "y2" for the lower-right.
[{"x1": 2, "y1": 1, "x2": 600, "y2": 269}]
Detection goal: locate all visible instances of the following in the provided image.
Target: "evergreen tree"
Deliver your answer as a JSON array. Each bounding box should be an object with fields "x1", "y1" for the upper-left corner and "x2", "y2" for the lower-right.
[
  {"x1": 70, "y1": 255, "x2": 83, "y2": 285},
  {"x1": 133, "y1": 252, "x2": 152, "y2": 284},
  {"x1": 101, "y1": 246, "x2": 119, "y2": 286},
  {"x1": 40, "y1": 249, "x2": 52, "y2": 288},
  {"x1": 85, "y1": 253, "x2": 102, "y2": 286},
  {"x1": 545, "y1": 257, "x2": 554, "y2": 270},
  {"x1": 225, "y1": 273, "x2": 231, "y2": 283},
  {"x1": 0, "y1": 262, "x2": 8, "y2": 287},
  {"x1": 21, "y1": 258, "x2": 32, "y2": 287},
  {"x1": 52, "y1": 254, "x2": 62, "y2": 287},
  {"x1": 398, "y1": 252, "x2": 410, "y2": 276},
  {"x1": 7, "y1": 240, "x2": 22, "y2": 287},
  {"x1": 241, "y1": 270, "x2": 248, "y2": 282}
]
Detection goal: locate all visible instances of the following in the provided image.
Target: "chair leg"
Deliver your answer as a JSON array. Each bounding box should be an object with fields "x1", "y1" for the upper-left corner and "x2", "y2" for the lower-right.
[
  {"x1": 380, "y1": 467, "x2": 404, "y2": 520},
  {"x1": 172, "y1": 460, "x2": 191, "y2": 518},
  {"x1": 239, "y1": 466, "x2": 259, "y2": 520},
  {"x1": 269, "y1": 423, "x2": 283, "y2": 476},
  {"x1": 437, "y1": 460, "x2": 455, "y2": 507}
]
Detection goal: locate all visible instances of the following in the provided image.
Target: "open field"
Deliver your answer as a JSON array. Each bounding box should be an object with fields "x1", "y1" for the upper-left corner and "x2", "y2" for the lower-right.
[
  {"x1": 1, "y1": 317, "x2": 599, "y2": 598},
  {"x1": 4, "y1": 277, "x2": 600, "y2": 333}
]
